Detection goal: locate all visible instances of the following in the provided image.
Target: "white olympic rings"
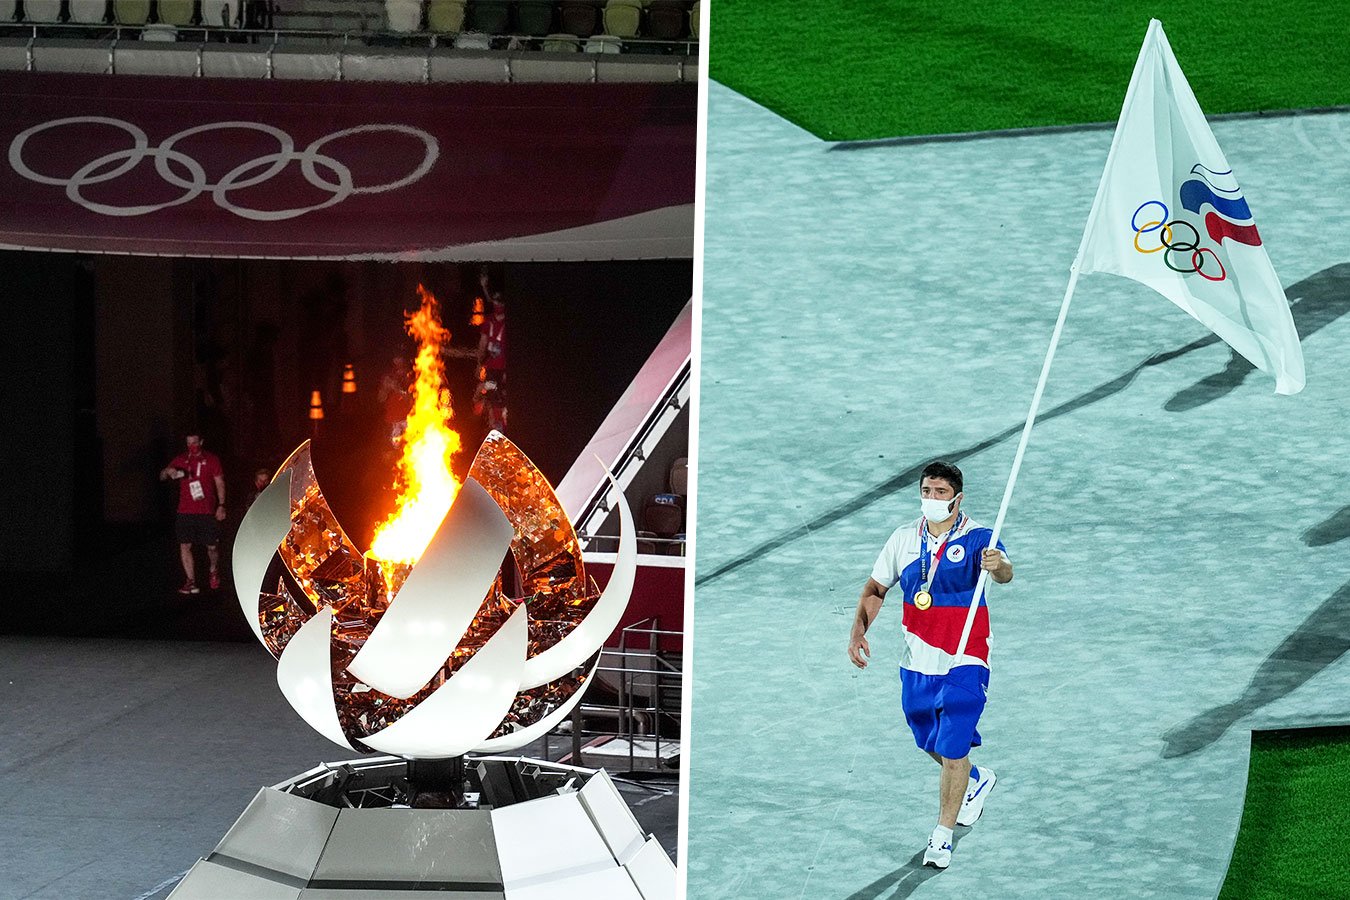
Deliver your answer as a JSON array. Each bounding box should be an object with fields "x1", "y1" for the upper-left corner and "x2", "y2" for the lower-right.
[{"x1": 7, "y1": 116, "x2": 439, "y2": 221}]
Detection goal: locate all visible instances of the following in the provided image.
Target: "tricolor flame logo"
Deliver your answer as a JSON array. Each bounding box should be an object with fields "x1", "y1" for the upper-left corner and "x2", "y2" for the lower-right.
[
  {"x1": 233, "y1": 431, "x2": 634, "y2": 758},
  {"x1": 1179, "y1": 163, "x2": 1262, "y2": 248}
]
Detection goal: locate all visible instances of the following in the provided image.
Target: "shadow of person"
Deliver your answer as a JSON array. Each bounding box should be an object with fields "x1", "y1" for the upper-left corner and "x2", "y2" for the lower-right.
[
  {"x1": 1303, "y1": 504, "x2": 1350, "y2": 547},
  {"x1": 1163, "y1": 351, "x2": 1254, "y2": 412},
  {"x1": 840, "y1": 830, "x2": 968, "y2": 899},
  {"x1": 1163, "y1": 262, "x2": 1350, "y2": 412},
  {"x1": 1160, "y1": 577, "x2": 1350, "y2": 758}
]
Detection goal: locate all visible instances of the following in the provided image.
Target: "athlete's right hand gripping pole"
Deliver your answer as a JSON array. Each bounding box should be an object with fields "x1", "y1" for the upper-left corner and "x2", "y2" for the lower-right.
[{"x1": 952, "y1": 264, "x2": 1082, "y2": 663}]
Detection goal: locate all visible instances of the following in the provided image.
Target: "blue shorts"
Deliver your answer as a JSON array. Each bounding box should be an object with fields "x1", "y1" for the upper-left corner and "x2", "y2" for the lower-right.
[{"x1": 899, "y1": 665, "x2": 989, "y2": 759}]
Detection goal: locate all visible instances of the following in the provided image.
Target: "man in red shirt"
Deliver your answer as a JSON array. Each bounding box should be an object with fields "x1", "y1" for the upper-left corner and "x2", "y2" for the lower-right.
[{"x1": 159, "y1": 434, "x2": 227, "y2": 594}]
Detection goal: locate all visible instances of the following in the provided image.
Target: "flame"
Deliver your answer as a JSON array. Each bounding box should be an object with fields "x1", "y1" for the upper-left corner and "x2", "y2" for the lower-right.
[{"x1": 369, "y1": 285, "x2": 462, "y2": 564}]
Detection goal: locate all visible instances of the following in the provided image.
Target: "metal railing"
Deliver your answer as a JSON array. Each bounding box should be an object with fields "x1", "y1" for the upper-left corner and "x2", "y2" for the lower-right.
[
  {"x1": 0, "y1": 19, "x2": 699, "y2": 56},
  {"x1": 585, "y1": 532, "x2": 686, "y2": 555},
  {"x1": 575, "y1": 360, "x2": 690, "y2": 544},
  {"x1": 0, "y1": 20, "x2": 695, "y2": 82},
  {"x1": 537, "y1": 617, "x2": 682, "y2": 774}
]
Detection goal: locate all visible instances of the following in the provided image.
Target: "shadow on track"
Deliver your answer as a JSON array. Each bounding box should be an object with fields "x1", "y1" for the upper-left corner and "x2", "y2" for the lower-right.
[
  {"x1": 1164, "y1": 262, "x2": 1350, "y2": 411},
  {"x1": 697, "y1": 263, "x2": 1350, "y2": 589},
  {"x1": 1162, "y1": 502, "x2": 1350, "y2": 758},
  {"x1": 839, "y1": 845, "x2": 949, "y2": 900}
]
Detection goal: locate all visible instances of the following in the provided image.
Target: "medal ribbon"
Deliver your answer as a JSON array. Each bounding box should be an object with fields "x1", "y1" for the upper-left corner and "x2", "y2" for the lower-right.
[{"x1": 918, "y1": 512, "x2": 964, "y2": 597}]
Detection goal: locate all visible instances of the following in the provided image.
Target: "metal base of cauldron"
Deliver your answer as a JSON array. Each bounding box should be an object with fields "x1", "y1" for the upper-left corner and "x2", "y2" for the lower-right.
[{"x1": 167, "y1": 756, "x2": 675, "y2": 899}]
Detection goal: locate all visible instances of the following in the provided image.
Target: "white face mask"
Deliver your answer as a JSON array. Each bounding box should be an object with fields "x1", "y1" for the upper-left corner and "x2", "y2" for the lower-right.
[{"x1": 920, "y1": 495, "x2": 959, "y2": 522}]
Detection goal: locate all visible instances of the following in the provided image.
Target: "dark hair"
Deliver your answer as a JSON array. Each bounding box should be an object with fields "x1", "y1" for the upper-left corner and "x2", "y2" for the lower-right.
[{"x1": 920, "y1": 460, "x2": 963, "y2": 495}]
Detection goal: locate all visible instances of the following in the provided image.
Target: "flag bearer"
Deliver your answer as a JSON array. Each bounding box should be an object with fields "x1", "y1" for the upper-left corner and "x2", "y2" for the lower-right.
[{"x1": 847, "y1": 461, "x2": 1013, "y2": 869}]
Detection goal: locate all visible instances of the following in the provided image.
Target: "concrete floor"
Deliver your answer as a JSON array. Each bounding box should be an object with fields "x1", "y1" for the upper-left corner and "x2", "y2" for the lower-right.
[
  {"x1": 687, "y1": 81, "x2": 1350, "y2": 899},
  {"x1": 0, "y1": 634, "x2": 678, "y2": 899}
]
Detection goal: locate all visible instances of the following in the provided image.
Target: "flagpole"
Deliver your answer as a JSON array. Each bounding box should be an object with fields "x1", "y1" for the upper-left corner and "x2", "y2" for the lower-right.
[
  {"x1": 949, "y1": 20, "x2": 1162, "y2": 663},
  {"x1": 951, "y1": 261, "x2": 1081, "y2": 663}
]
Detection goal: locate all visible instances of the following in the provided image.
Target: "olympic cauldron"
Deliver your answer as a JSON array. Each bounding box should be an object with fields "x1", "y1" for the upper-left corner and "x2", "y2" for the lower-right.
[
  {"x1": 168, "y1": 431, "x2": 675, "y2": 899},
  {"x1": 234, "y1": 429, "x2": 634, "y2": 757}
]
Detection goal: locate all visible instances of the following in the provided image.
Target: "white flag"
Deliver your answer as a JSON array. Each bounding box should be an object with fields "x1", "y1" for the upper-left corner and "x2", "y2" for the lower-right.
[{"x1": 1078, "y1": 19, "x2": 1304, "y2": 394}]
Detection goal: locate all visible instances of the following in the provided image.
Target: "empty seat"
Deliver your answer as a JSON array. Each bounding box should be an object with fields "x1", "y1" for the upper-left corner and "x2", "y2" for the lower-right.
[
  {"x1": 69, "y1": 0, "x2": 109, "y2": 23},
  {"x1": 514, "y1": 0, "x2": 552, "y2": 36},
  {"x1": 541, "y1": 32, "x2": 579, "y2": 52},
  {"x1": 0, "y1": 1, "x2": 15, "y2": 21},
  {"x1": 584, "y1": 34, "x2": 620, "y2": 53},
  {"x1": 645, "y1": 0, "x2": 685, "y2": 39},
  {"x1": 23, "y1": 0, "x2": 63, "y2": 22},
  {"x1": 200, "y1": 0, "x2": 239, "y2": 27},
  {"x1": 426, "y1": 0, "x2": 465, "y2": 32},
  {"x1": 112, "y1": 0, "x2": 151, "y2": 23},
  {"x1": 140, "y1": 22, "x2": 177, "y2": 40},
  {"x1": 643, "y1": 494, "x2": 684, "y2": 537},
  {"x1": 669, "y1": 456, "x2": 688, "y2": 495},
  {"x1": 602, "y1": 0, "x2": 640, "y2": 37},
  {"x1": 385, "y1": 0, "x2": 422, "y2": 32},
  {"x1": 465, "y1": 0, "x2": 508, "y2": 34},
  {"x1": 690, "y1": 0, "x2": 698, "y2": 38},
  {"x1": 157, "y1": 0, "x2": 195, "y2": 26},
  {"x1": 558, "y1": 0, "x2": 599, "y2": 37},
  {"x1": 452, "y1": 30, "x2": 491, "y2": 49}
]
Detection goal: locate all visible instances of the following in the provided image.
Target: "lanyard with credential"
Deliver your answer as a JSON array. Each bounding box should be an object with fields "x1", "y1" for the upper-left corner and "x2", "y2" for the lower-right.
[{"x1": 914, "y1": 513, "x2": 963, "y2": 611}]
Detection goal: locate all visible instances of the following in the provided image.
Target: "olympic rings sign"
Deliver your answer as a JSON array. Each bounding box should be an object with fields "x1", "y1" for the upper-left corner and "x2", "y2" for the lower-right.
[
  {"x1": 1130, "y1": 200, "x2": 1226, "y2": 282},
  {"x1": 7, "y1": 117, "x2": 439, "y2": 221}
]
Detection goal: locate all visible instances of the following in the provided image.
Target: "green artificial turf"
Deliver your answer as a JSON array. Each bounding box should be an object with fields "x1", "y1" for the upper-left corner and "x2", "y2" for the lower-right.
[
  {"x1": 709, "y1": 1, "x2": 1350, "y2": 141},
  {"x1": 1219, "y1": 727, "x2": 1350, "y2": 900}
]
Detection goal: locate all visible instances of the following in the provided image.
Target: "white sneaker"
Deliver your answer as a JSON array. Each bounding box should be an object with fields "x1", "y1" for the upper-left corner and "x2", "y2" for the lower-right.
[
  {"x1": 956, "y1": 767, "x2": 997, "y2": 826},
  {"x1": 922, "y1": 827, "x2": 953, "y2": 869}
]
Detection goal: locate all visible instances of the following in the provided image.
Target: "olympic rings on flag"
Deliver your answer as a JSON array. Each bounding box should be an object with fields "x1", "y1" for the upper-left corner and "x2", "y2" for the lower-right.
[
  {"x1": 1131, "y1": 200, "x2": 1169, "y2": 234},
  {"x1": 1133, "y1": 221, "x2": 1169, "y2": 253},
  {"x1": 1130, "y1": 200, "x2": 1228, "y2": 282},
  {"x1": 7, "y1": 117, "x2": 439, "y2": 221},
  {"x1": 1190, "y1": 247, "x2": 1227, "y2": 281}
]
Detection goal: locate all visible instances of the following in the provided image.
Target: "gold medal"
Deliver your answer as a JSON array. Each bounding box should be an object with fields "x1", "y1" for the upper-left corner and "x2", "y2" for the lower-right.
[{"x1": 914, "y1": 590, "x2": 932, "y2": 611}]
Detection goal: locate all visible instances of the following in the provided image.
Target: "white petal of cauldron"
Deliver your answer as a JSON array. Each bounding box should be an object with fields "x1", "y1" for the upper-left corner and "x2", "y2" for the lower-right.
[
  {"x1": 474, "y1": 656, "x2": 602, "y2": 753},
  {"x1": 276, "y1": 607, "x2": 354, "y2": 751},
  {"x1": 347, "y1": 478, "x2": 515, "y2": 700},
  {"x1": 232, "y1": 469, "x2": 295, "y2": 648},
  {"x1": 362, "y1": 603, "x2": 529, "y2": 758},
  {"x1": 519, "y1": 469, "x2": 636, "y2": 690}
]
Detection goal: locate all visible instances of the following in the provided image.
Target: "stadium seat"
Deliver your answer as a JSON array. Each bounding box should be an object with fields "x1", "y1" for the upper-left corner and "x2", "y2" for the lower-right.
[
  {"x1": 636, "y1": 532, "x2": 660, "y2": 555},
  {"x1": 584, "y1": 34, "x2": 620, "y2": 53},
  {"x1": 68, "y1": 0, "x2": 109, "y2": 23},
  {"x1": 602, "y1": 0, "x2": 640, "y2": 38},
  {"x1": 111, "y1": 0, "x2": 150, "y2": 24},
  {"x1": 514, "y1": 0, "x2": 552, "y2": 36},
  {"x1": 140, "y1": 22, "x2": 176, "y2": 40},
  {"x1": 22, "y1": 0, "x2": 63, "y2": 22},
  {"x1": 690, "y1": 0, "x2": 698, "y2": 37},
  {"x1": 0, "y1": 1, "x2": 14, "y2": 22},
  {"x1": 384, "y1": 0, "x2": 422, "y2": 32},
  {"x1": 541, "y1": 33, "x2": 578, "y2": 52},
  {"x1": 453, "y1": 31, "x2": 490, "y2": 49},
  {"x1": 200, "y1": 0, "x2": 239, "y2": 27},
  {"x1": 669, "y1": 456, "x2": 688, "y2": 495},
  {"x1": 426, "y1": 0, "x2": 464, "y2": 32},
  {"x1": 643, "y1": 494, "x2": 684, "y2": 538},
  {"x1": 645, "y1": 0, "x2": 685, "y2": 39},
  {"x1": 157, "y1": 0, "x2": 195, "y2": 26},
  {"x1": 465, "y1": 0, "x2": 508, "y2": 34},
  {"x1": 559, "y1": 0, "x2": 599, "y2": 37}
]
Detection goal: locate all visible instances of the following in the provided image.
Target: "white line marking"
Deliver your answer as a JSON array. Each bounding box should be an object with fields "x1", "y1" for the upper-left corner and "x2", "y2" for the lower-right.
[{"x1": 128, "y1": 867, "x2": 191, "y2": 900}]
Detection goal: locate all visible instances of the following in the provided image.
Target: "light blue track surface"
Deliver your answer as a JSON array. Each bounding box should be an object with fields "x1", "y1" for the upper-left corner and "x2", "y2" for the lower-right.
[{"x1": 688, "y1": 81, "x2": 1350, "y2": 899}]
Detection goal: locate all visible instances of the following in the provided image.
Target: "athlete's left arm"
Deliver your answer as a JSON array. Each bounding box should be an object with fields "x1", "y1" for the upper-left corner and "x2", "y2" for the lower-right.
[{"x1": 980, "y1": 548, "x2": 1013, "y2": 584}]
